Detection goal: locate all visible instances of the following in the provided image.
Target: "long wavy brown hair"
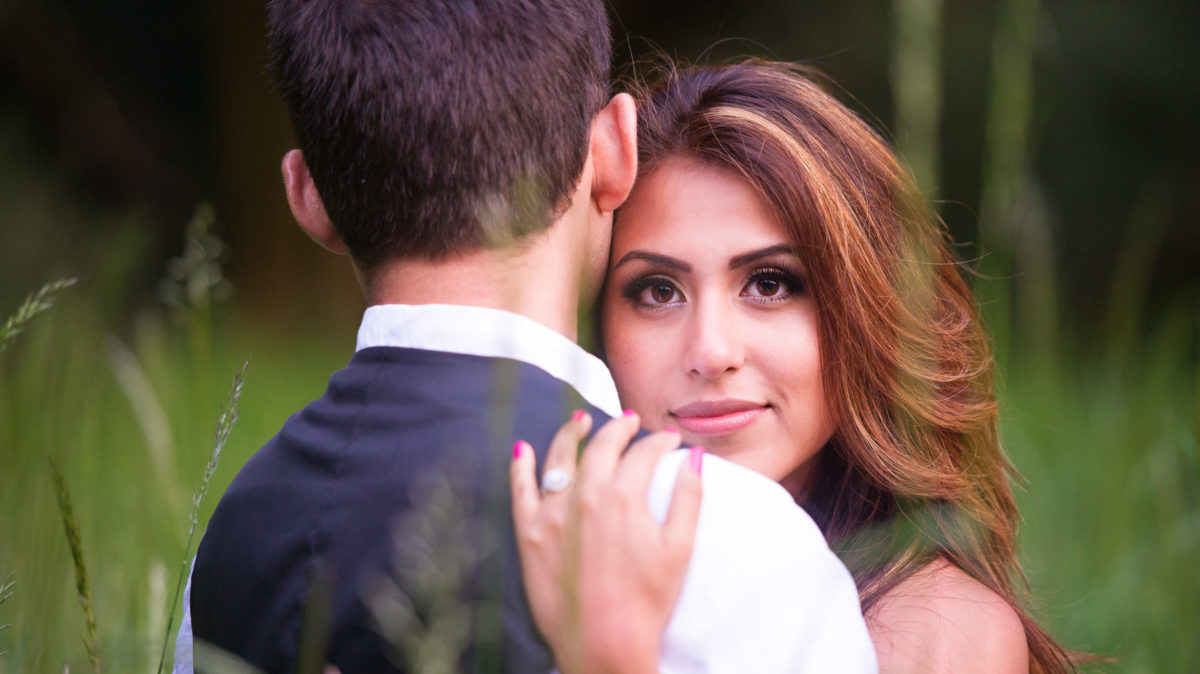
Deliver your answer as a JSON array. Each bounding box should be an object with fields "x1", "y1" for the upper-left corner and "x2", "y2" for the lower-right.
[{"x1": 625, "y1": 59, "x2": 1074, "y2": 672}]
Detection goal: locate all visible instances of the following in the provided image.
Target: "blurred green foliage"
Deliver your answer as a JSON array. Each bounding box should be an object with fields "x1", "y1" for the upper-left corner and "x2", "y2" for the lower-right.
[
  {"x1": 0, "y1": 269, "x2": 346, "y2": 672},
  {"x1": 0, "y1": 0, "x2": 1196, "y2": 672},
  {"x1": 1, "y1": 208, "x2": 1193, "y2": 672}
]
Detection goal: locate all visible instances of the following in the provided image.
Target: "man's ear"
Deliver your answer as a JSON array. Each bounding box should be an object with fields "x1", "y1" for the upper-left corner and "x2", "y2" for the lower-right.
[
  {"x1": 282, "y1": 149, "x2": 348, "y2": 254},
  {"x1": 587, "y1": 93, "x2": 638, "y2": 213}
]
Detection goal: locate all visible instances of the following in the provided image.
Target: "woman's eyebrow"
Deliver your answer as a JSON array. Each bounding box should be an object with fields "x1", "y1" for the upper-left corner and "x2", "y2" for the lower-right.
[
  {"x1": 612, "y1": 251, "x2": 692, "y2": 272},
  {"x1": 728, "y1": 244, "x2": 794, "y2": 270}
]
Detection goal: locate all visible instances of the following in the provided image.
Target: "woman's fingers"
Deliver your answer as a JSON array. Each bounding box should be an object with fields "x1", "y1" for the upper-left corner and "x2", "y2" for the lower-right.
[
  {"x1": 539, "y1": 410, "x2": 594, "y2": 494},
  {"x1": 510, "y1": 410, "x2": 595, "y2": 656},
  {"x1": 510, "y1": 440, "x2": 539, "y2": 537},
  {"x1": 577, "y1": 410, "x2": 640, "y2": 482},
  {"x1": 509, "y1": 409, "x2": 705, "y2": 673},
  {"x1": 663, "y1": 446, "x2": 704, "y2": 560},
  {"x1": 512, "y1": 410, "x2": 593, "y2": 543}
]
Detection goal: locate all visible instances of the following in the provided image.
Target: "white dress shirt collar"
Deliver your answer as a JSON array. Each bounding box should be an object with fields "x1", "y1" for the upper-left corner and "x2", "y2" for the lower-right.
[{"x1": 356, "y1": 303, "x2": 622, "y2": 417}]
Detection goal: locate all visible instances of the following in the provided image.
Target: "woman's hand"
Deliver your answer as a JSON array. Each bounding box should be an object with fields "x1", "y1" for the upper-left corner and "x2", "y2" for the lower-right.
[{"x1": 510, "y1": 411, "x2": 704, "y2": 674}]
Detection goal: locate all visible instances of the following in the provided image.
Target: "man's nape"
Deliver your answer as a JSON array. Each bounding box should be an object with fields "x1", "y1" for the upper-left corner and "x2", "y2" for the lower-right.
[{"x1": 357, "y1": 92, "x2": 638, "y2": 342}]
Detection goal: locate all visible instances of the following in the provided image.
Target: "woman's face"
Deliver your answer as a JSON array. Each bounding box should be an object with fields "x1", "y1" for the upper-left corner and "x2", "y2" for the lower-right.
[{"x1": 602, "y1": 157, "x2": 833, "y2": 495}]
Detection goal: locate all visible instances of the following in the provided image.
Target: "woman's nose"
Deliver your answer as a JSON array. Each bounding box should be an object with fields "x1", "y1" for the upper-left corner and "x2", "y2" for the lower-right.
[{"x1": 683, "y1": 298, "x2": 744, "y2": 379}]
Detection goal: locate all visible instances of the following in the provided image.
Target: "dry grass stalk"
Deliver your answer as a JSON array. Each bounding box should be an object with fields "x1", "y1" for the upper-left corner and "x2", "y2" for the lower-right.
[
  {"x1": 157, "y1": 361, "x2": 248, "y2": 674},
  {"x1": 0, "y1": 277, "x2": 77, "y2": 353},
  {"x1": 48, "y1": 458, "x2": 100, "y2": 674}
]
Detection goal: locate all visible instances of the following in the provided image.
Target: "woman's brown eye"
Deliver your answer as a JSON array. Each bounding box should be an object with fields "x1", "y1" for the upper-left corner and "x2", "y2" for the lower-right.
[
  {"x1": 651, "y1": 285, "x2": 675, "y2": 303},
  {"x1": 623, "y1": 277, "x2": 682, "y2": 307},
  {"x1": 756, "y1": 279, "x2": 780, "y2": 296}
]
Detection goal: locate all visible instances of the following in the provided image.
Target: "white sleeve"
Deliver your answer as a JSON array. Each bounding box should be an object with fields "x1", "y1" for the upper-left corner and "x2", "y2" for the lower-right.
[
  {"x1": 646, "y1": 450, "x2": 878, "y2": 674},
  {"x1": 172, "y1": 562, "x2": 194, "y2": 674}
]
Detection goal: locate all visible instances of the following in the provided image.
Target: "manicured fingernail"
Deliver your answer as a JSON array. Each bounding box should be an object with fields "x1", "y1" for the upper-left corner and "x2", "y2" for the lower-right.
[
  {"x1": 571, "y1": 409, "x2": 585, "y2": 422},
  {"x1": 622, "y1": 409, "x2": 637, "y2": 417},
  {"x1": 689, "y1": 446, "x2": 705, "y2": 474},
  {"x1": 513, "y1": 441, "x2": 524, "y2": 459},
  {"x1": 663, "y1": 427, "x2": 678, "y2": 434}
]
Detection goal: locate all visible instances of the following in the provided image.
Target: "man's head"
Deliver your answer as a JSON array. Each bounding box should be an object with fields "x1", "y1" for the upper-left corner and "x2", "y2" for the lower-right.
[{"x1": 267, "y1": 0, "x2": 615, "y2": 278}]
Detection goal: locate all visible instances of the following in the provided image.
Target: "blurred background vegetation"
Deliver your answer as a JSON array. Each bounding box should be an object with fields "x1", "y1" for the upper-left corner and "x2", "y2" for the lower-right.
[{"x1": 0, "y1": 0, "x2": 1196, "y2": 671}]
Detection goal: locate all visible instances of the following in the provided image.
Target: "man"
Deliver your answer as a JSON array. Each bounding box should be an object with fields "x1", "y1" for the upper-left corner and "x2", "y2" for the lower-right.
[{"x1": 178, "y1": 1, "x2": 875, "y2": 671}]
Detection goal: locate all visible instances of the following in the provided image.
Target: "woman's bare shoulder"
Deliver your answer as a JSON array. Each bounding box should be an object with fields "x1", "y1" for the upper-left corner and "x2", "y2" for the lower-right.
[{"x1": 866, "y1": 559, "x2": 1028, "y2": 673}]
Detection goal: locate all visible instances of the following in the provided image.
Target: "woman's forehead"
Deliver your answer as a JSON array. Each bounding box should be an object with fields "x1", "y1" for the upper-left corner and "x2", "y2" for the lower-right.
[{"x1": 616, "y1": 157, "x2": 787, "y2": 251}]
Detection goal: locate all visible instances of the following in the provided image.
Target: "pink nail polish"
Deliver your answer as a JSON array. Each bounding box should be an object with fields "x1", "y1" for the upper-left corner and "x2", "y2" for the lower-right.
[
  {"x1": 571, "y1": 409, "x2": 585, "y2": 422},
  {"x1": 622, "y1": 409, "x2": 637, "y2": 417},
  {"x1": 689, "y1": 446, "x2": 705, "y2": 474},
  {"x1": 663, "y1": 427, "x2": 678, "y2": 434},
  {"x1": 513, "y1": 441, "x2": 524, "y2": 459}
]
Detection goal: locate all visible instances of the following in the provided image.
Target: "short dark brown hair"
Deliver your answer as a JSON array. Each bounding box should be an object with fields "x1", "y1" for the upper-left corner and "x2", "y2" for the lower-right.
[{"x1": 267, "y1": 0, "x2": 612, "y2": 272}]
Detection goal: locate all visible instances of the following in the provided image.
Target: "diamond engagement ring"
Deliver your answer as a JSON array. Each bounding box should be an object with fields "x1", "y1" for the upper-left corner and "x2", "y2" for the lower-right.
[{"x1": 540, "y1": 468, "x2": 575, "y2": 494}]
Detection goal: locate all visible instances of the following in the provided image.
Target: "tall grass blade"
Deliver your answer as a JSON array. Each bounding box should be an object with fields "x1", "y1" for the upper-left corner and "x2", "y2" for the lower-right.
[
  {"x1": 192, "y1": 640, "x2": 264, "y2": 674},
  {"x1": 107, "y1": 337, "x2": 176, "y2": 489},
  {"x1": 295, "y1": 563, "x2": 334, "y2": 674},
  {"x1": 146, "y1": 559, "x2": 168, "y2": 670},
  {"x1": 891, "y1": 0, "x2": 944, "y2": 197},
  {"x1": 974, "y1": 0, "x2": 1041, "y2": 362},
  {"x1": 157, "y1": 360, "x2": 248, "y2": 674},
  {"x1": 48, "y1": 458, "x2": 100, "y2": 674},
  {"x1": 0, "y1": 277, "x2": 77, "y2": 353},
  {"x1": 0, "y1": 571, "x2": 14, "y2": 657},
  {"x1": 977, "y1": 0, "x2": 1039, "y2": 253},
  {"x1": 1101, "y1": 179, "x2": 1172, "y2": 366}
]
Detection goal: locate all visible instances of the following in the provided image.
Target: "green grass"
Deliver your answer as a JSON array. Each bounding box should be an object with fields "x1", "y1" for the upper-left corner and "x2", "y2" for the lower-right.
[
  {"x1": 0, "y1": 246, "x2": 1195, "y2": 674},
  {"x1": 997, "y1": 299, "x2": 1198, "y2": 672},
  {"x1": 0, "y1": 287, "x2": 345, "y2": 672},
  {"x1": 1004, "y1": 313, "x2": 1192, "y2": 666},
  {"x1": 1, "y1": 2, "x2": 1195, "y2": 669}
]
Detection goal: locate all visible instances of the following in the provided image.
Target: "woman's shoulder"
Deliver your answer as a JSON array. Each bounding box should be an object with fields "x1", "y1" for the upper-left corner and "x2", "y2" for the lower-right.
[{"x1": 866, "y1": 558, "x2": 1028, "y2": 673}]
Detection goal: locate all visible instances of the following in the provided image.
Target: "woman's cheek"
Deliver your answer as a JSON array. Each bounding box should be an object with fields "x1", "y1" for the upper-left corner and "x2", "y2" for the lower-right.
[{"x1": 609, "y1": 325, "x2": 665, "y2": 417}]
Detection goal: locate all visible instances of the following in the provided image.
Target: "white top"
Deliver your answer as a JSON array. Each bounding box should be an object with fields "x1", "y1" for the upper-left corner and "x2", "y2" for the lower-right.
[
  {"x1": 648, "y1": 451, "x2": 878, "y2": 673},
  {"x1": 175, "y1": 303, "x2": 877, "y2": 673}
]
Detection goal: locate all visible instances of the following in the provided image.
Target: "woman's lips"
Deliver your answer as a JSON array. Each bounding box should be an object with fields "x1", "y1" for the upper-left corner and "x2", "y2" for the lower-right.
[{"x1": 670, "y1": 399, "x2": 767, "y2": 436}]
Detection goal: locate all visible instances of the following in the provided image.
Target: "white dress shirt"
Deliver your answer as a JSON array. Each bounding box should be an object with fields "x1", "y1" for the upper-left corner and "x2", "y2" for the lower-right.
[{"x1": 175, "y1": 304, "x2": 877, "y2": 673}]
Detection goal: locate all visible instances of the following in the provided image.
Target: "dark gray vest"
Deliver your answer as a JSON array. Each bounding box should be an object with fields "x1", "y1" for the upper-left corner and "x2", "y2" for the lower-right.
[{"x1": 192, "y1": 347, "x2": 608, "y2": 672}]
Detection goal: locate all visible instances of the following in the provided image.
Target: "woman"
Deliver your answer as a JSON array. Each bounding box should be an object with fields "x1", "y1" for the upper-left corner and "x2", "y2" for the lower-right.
[{"x1": 513, "y1": 59, "x2": 1075, "y2": 672}]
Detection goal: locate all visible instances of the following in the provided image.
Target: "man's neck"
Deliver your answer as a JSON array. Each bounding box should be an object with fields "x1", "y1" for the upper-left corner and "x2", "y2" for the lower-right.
[{"x1": 367, "y1": 234, "x2": 589, "y2": 343}]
